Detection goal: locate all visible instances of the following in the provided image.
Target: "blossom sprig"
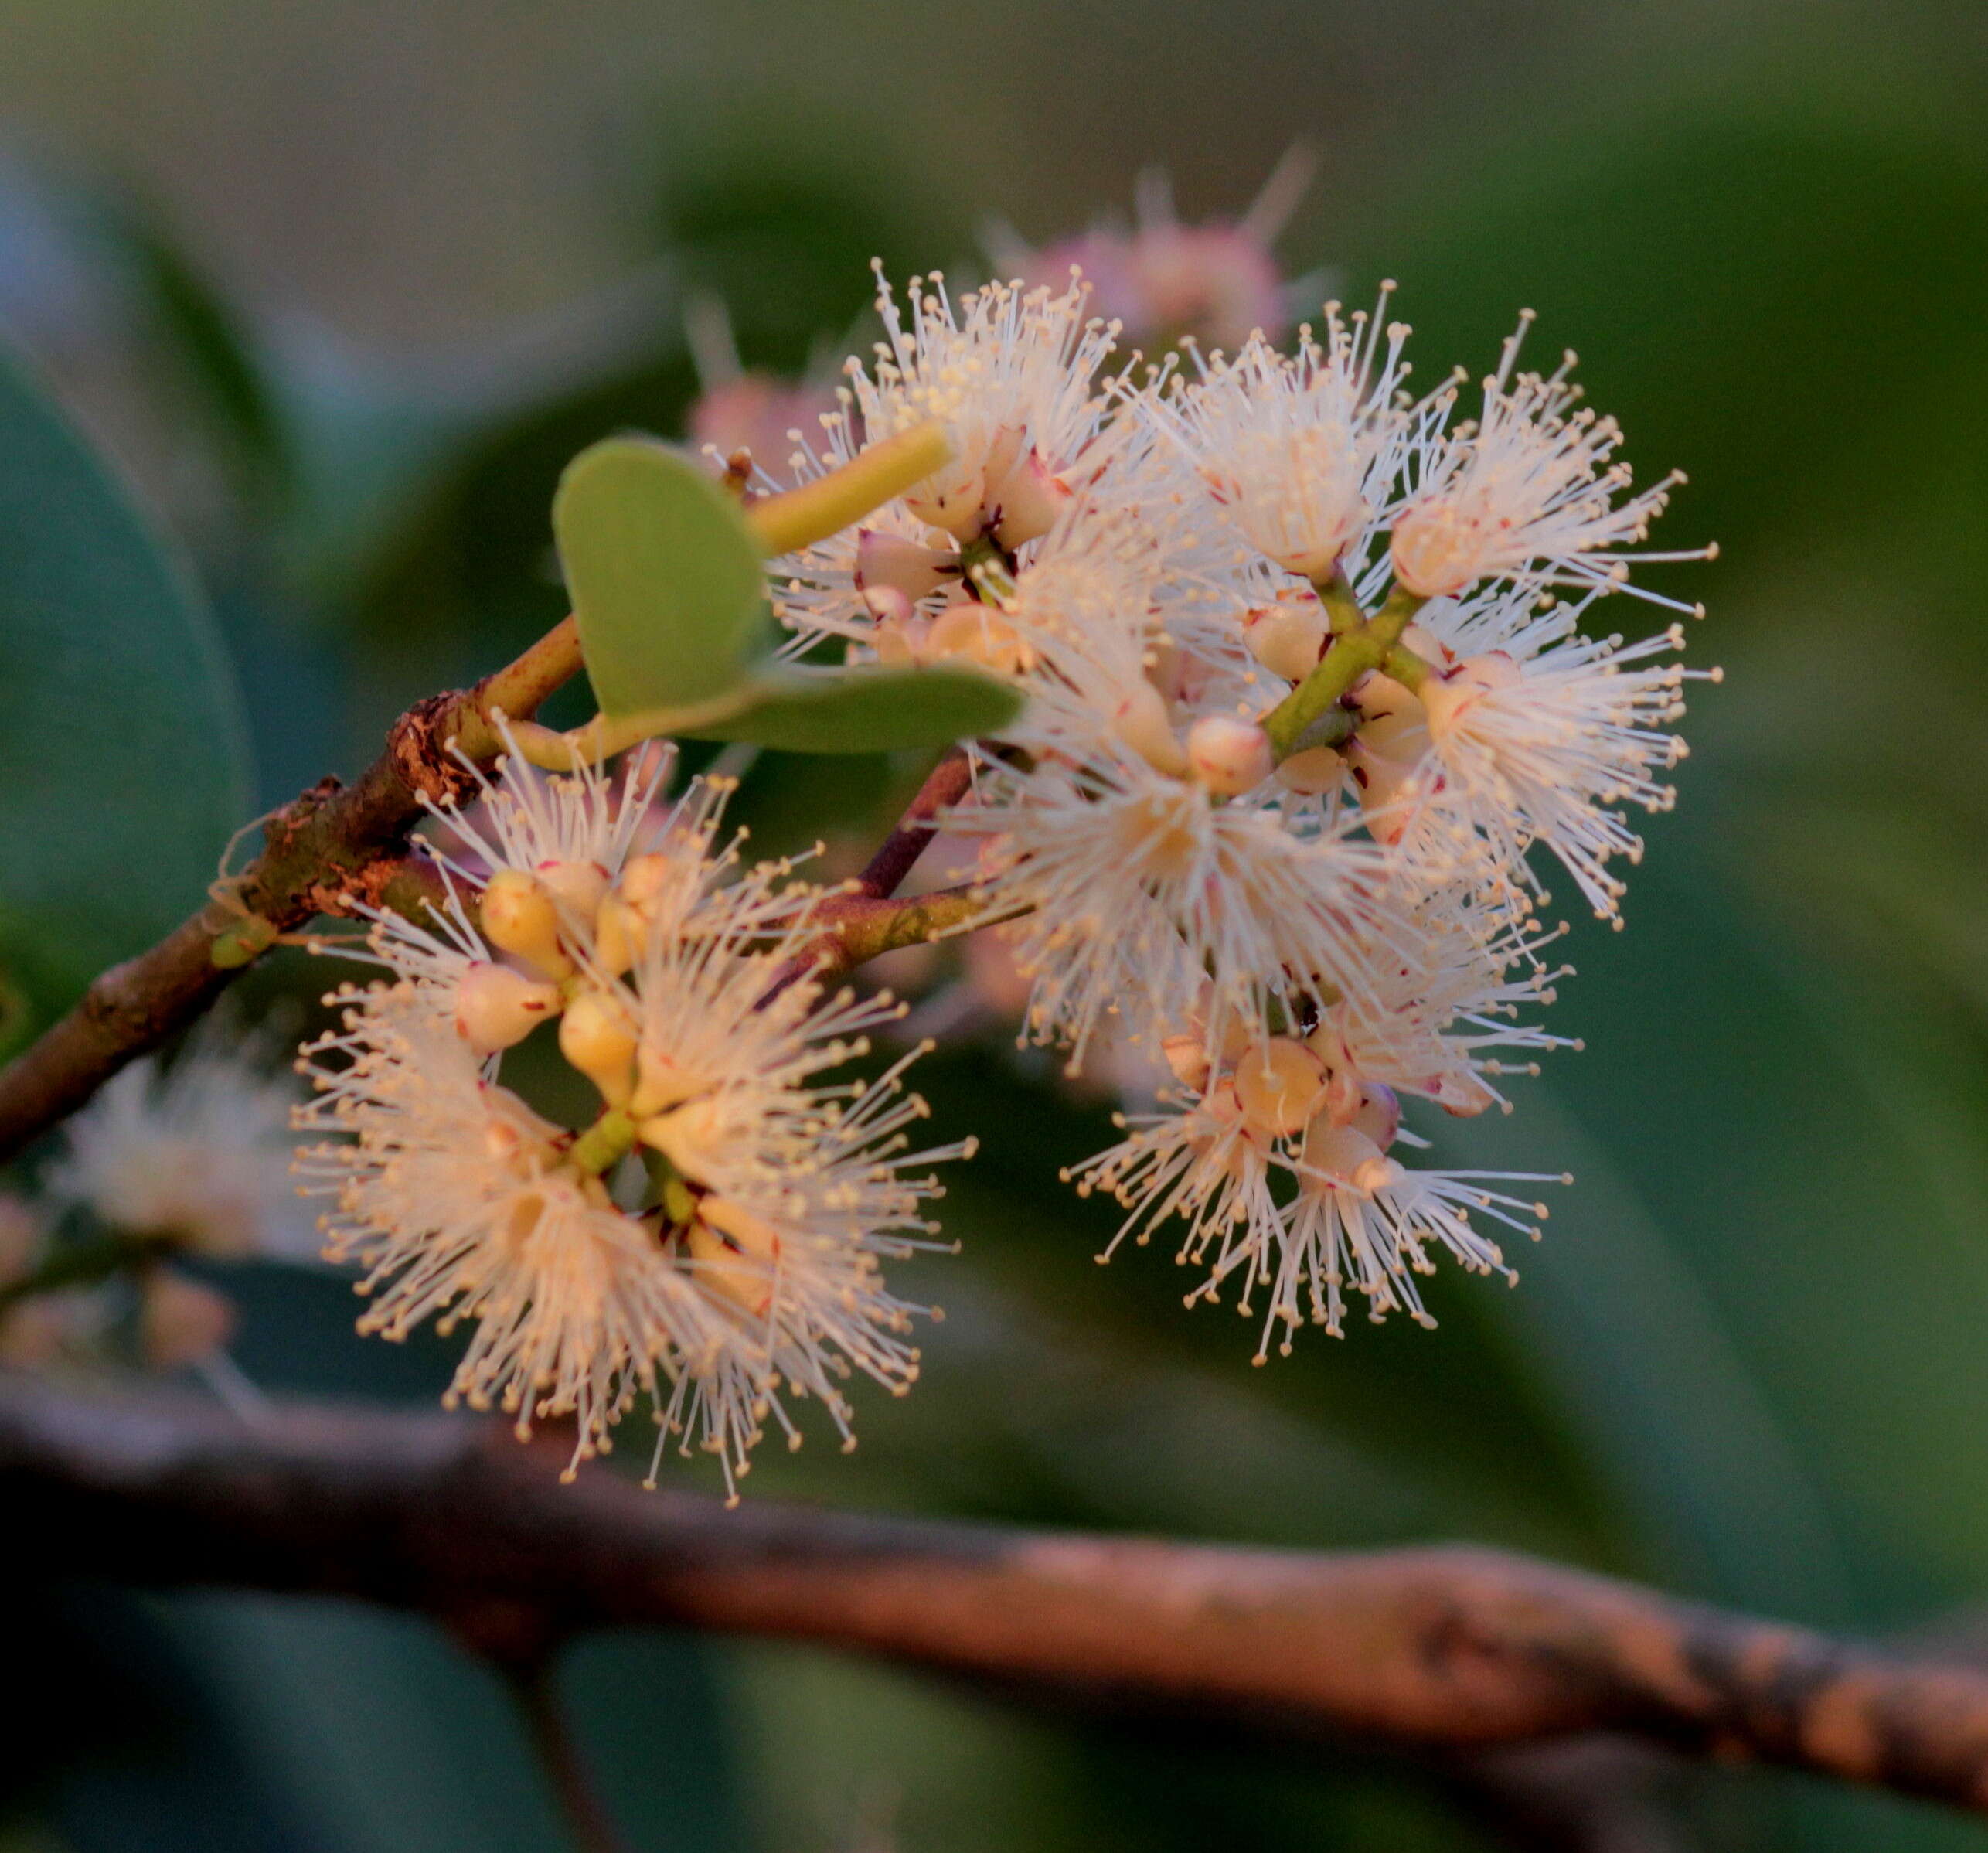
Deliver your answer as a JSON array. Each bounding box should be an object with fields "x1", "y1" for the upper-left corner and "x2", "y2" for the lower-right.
[
  {"x1": 260, "y1": 241, "x2": 1716, "y2": 1486},
  {"x1": 294, "y1": 738, "x2": 970, "y2": 1497}
]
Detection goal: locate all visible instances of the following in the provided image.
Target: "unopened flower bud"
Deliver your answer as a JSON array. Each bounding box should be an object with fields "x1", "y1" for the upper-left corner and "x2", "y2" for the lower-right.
[
  {"x1": 480, "y1": 870, "x2": 569, "y2": 979},
  {"x1": 989, "y1": 445, "x2": 1071, "y2": 548},
  {"x1": 1390, "y1": 496, "x2": 1489, "y2": 599},
  {"x1": 456, "y1": 962, "x2": 562, "y2": 1055},
  {"x1": 870, "y1": 611, "x2": 930, "y2": 665},
  {"x1": 1162, "y1": 1030, "x2": 1211, "y2": 1091},
  {"x1": 1186, "y1": 716, "x2": 1273, "y2": 795},
  {"x1": 559, "y1": 989, "x2": 638, "y2": 1105},
  {"x1": 638, "y1": 1094, "x2": 727, "y2": 1182},
  {"x1": 903, "y1": 462, "x2": 986, "y2": 540},
  {"x1": 1299, "y1": 1117, "x2": 1387, "y2": 1190},
  {"x1": 1422, "y1": 652, "x2": 1523, "y2": 738},
  {"x1": 855, "y1": 528, "x2": 954, "y2": 607},
  {"x1": 1276, "y1": 744, "x2": 1343, "y2": 796},
  {"x1": 1233, "y1": 1037, "x2": 1329, "y2": 1139},
  {"x1": 687, "y1": 1194, "x2": 782, "y2": 1317},
  {"x1": 1243, "y1": 595, "x2": 1329, "y2": 683},
  {"x1": 594, "y1": 895, "x2": 640, "y2": 978},
  {"x1": 1346, "y1": 680, "x2": 1431, "y2": 843},
  {"x1": 1348, "y1": 1081, "x2": 1401, "y2": 1150},
  {"x1": 1111, "y1": 680, "x2": 1188, "y2": 776},
  {"x1": 631, "y1": 1043, "x2": 704, "y2": 1119},
  {"x1": 140, "y1": 1271, "x2": 236, "y2": 1371},
  {"x1": 534, "y1": 858, "x2": 611, "y2": 925},
  {"x1": 925, "y1": 604, "x2": 1030, "y2": 675}
]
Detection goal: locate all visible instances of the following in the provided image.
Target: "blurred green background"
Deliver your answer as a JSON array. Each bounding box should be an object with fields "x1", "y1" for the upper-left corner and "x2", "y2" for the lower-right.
[{"x1": 4, "y1": 0, "x2": 1988, "y2": 1847}]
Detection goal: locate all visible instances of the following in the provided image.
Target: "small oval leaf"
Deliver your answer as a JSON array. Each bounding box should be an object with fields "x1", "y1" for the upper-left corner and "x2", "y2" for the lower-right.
[
  {"x1": 679, "y1": 666, "x2": 1021, "y2": 754},
  {"x1": 553, "y1": 438, "x2": 772, "y2": 717}
]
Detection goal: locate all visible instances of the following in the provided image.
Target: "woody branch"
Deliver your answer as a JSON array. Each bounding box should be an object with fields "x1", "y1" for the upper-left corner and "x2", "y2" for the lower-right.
[{"x1": 7, "y1": 1374, "x2": 1988, "y2": 1819}]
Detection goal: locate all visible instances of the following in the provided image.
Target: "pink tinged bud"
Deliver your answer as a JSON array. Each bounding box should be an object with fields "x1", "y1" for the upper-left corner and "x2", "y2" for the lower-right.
[
  {"x1": 1233, "y1": 1037, "x2": 1329, "y2": 1139},
  {"x1": 855, "y1": 529, "x2": 955, "y2": 608},
  {"x1": 1391, "y1": 497, "x2": 1489, "y2": 600},
  {"x1": 1243, "y1": 597, "x2": 1329, "y2": 684},
  {"x1": 988, "y1": 445, "x2": 1071, "y2": 549},
  {"x1": 558, "y1": 990, "x2": 638, "y2": 1106},
  {"x1": 863, "y1": 584, "x2": 916, "y2": 629},
  {"x1": 140, "y1": 1272, "x2": 236, "y2": 1371},
  {"x1": 1346, "y1": 681, "x2": 1432, "y2": 842},
  {"x1": 1186, "y1": 716, "x2": 1274, "y2": 796},
  {"x1": 1299, "y1": 1118, "x2": 1388, "y2": 1190},
  {"x1": 456, "y1": 962, "x2": 562, "y2": 1055},
  {"x1": 688, "y1": 1196, "x2": 782, "y2": 1317},
  {"x1": 1348, "y1": 1081, "x2": 1401, "y2": 1150},
  {"x1": 1422, "y1": 652, "x2": 1523, "y2": 738},
  {"x1": 1275, "y1": 744, "x2": 1343, "y2": 796},
  {"x1": 480, "y1": 870, "x2": 570, "y2": 980},
  {"x1": 1111, "y1": 680, "x2": 1188, "y2": 776}
]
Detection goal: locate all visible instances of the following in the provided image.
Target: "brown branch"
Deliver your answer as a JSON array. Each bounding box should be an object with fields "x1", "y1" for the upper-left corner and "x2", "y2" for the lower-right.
[
  {"x1": 5, "y1": 1375, "x2": 1988, "y2": 1818},
  {"x1": 0, "y1": 619, "x2": 585, "y2": 1163},
  {"x1": 856, "y1": 745, "x2": 974, "y2": 899}
]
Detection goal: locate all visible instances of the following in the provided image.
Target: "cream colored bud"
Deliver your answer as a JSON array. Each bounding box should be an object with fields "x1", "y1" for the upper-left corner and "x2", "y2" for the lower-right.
[
  {"x1": 1233, "y1": 1038, "x2": 1329, "y2": 1140},
  {"x1": 480, "y1": 870, "x2": 569, "y2": 979},
  {"x1": 1431, "y1": 1070, "x2": 1501, "y2": 1118},
  {"x1": 534, "y1": 858, "x2": 611, "y2": 925},
  {"x1": 925, "y1": 604, "x2": 1030, "y2": 675},
  {"x1": 638, "y1": 1094, "x2": 727, "y2": 1182},
  {"x1": 1421, "y1": 652, "x2": 1523, "y2": 738},
  {"x1": 870, "y1": 611, "x2": 928, "y2": 665},
  {"x1": 1276, "y1": 744, "x2": 1343, "y2": 796},
  {"x1": 1299, "y1": 1117, "x2": 1387, "y2": 1189},
  {"x1": 903, "y1": 464, "x2": 987, "y2": 540},
  {"x1": 1161, "y1": 1031, "x2": 1211, "y2": 1091},
  {"x1": 686, "y1": 1197, "x2": 781, "y2": 1317},
  {"x1": 1186, "y1": 716, "x2": 1273, "y2": 796},
  {"x1": 594, "y1": 895, "x2": 639, "y2": 978},
  {"x1": 456, "y1": 962, "x2": 562, "y2": 1055},
  {"x1": 1243, "y1": 598, "x2": 1329, "y2": 683},
  {"x1": 1390, "y1": 496, "x2": 1487, "y2": 599},
  {"x1": 558, "y1": 989, "x2": 638, "y2": 1105},
  {"x1": 1111, "y1": 680, "x2": 1188, "y2": 776},
  {"x1": 631, "y1": 1043, "x2": 704, "y2": 1119},
  {"x1": 140, "y1": 1271, "x2": 236, "y2": 1371}
]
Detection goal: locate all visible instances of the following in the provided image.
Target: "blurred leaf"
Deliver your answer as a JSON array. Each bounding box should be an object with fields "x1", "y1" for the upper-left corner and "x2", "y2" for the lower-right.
[
  {"x1": 0, "y1": 336, "x2": 250, "y2": 1055},
  {"x1": 92, "y1": 191, "x2": 294, "y2": 508},
  {"x1": 683, "y1": 665, "x2": 1020, "y2": 753},
  {"x1": 555, "y1": 436, "x2": 773, "y2": 716}
]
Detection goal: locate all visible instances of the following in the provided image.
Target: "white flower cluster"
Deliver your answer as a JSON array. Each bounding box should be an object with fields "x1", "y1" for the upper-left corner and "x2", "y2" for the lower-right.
[
  {"x1": 770, "y1": 269, "x2": 1714, "y2": 1361},
  {"x1": 295, "y1": 745, "x2": 967, "y2": 1497}
]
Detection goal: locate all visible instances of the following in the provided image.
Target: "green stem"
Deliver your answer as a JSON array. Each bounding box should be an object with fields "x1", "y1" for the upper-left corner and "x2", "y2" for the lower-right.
[
  {"x1": 1259, "y1": 587, "x2": 1431, "y2": 761},
  {"x1": 568, "y1": 1109, "x2": 636, "y2": 1177},
  {"x1": 1312, "y1": 568, "x2": 1366, "y2": 636}
]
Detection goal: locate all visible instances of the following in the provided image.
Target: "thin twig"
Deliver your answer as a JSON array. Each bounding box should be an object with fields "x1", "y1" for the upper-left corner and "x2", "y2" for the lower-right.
[
  {"x1": 856, "y1": 745, "x2": 975, "y2": 899},
  {"x1": 6, "y1": 1377, "x2": 1988, "y2": 1818},
  {"x1": 511, "y1": 1661, "x2": 636, "y2": 1853}
]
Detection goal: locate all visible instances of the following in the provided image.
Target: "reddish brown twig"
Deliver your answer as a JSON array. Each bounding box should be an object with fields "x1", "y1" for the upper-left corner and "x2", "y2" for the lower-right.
[
  {"x1": 856, "y1": 745, "x2": 975, "y2": 899},
  {"x1": 0, "y1": 620, "x2": 584, "y2": 1163},
  {"x1": 6, "y1": 1375, "x2": 1988, "y2": 1817}
]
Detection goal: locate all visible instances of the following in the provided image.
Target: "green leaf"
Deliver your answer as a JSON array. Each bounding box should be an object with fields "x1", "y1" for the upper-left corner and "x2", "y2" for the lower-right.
[
  {"x1": 553, "y1": 436, "x2": 772, "y2": 717},
  {"x1": 681, "y1": 666, "x2": 1021, "y2": 753},
  {"x1": 0, "y1": 337, "x2": 251, "y2": 1056}
]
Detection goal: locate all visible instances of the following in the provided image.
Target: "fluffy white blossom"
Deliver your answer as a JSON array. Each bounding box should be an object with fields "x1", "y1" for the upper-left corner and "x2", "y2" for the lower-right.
[{"x1": 297, "y1": 753, "x2": 965, "y2": 1494}]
